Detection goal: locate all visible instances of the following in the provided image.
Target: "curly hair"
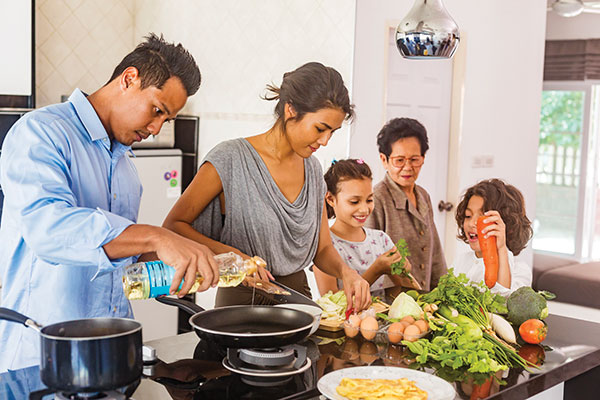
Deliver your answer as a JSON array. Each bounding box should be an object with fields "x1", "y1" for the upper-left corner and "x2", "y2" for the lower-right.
[
  {"x1": 324, "y1": 159, "x2": 372, "y2": 219},
  {"x1": 455, "y1": 179, "x2": 532, "y2": 256}
]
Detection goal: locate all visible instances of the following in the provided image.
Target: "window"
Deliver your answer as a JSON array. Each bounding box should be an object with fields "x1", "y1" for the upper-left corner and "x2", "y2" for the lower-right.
[{"x1": 533, "y1": 82, "x2": 600, "y2": 260}]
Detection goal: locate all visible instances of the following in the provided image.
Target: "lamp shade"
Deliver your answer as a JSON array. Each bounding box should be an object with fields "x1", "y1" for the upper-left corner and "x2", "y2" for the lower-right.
[{"x1": 396, "y1": 0, "x2": 460, "y2": 59}]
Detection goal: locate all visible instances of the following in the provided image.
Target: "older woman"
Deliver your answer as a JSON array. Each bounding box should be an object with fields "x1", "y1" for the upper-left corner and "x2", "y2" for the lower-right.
[{"x1": 365, "y1": 118, "x2": 447, "y2": 291}]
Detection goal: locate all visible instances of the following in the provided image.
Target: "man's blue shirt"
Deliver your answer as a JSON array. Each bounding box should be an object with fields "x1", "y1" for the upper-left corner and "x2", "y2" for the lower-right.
[{"x1": 0, "y1": 89, "x2": 142, "y2": 371}]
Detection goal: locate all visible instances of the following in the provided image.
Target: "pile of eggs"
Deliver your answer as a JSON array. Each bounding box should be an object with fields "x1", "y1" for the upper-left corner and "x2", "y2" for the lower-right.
[
  {"x1": 386, "y1": 315, "x2": 429, "y2": 343},
  {"x1": 344, "y1": 314, "x2": 430, "y2": 344}
]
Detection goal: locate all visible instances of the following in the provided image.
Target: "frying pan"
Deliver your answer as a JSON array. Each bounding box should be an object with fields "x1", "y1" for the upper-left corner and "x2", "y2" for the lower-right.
[
  {"x1": 156, "y1": 296, "x2": 314, "y2": 348},
  {"x1": 0, "y1": 307, "x2": 142, "y2": 392}
]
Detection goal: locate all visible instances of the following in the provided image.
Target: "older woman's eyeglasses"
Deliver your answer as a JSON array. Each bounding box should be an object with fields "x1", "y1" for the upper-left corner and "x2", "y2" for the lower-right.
[{"x1": 388, "y1": 155, "x2": 424, "y2": 168}]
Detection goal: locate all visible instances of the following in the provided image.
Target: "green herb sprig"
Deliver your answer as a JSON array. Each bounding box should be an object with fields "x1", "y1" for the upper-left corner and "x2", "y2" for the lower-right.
[{"x1": 389, "y1": 239, "x2": 411, "y2": 277}]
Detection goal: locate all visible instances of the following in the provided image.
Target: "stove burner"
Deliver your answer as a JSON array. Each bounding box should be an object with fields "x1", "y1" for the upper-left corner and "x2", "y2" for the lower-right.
[
  {"x1": 239, "y1": 347, "x2": 296, "y2": 367},
  {"x1": 55, "y1": 391, "x2": 126, "y2": 400},
  {"x1": 223, "y1": 345, "x2": 312, "y2": 387},
  {"x1": 29, "y1": 379, "x2": 140, "y2": 400},
  {"x1": 227, "y1": 345, "x2": 307, "y2": 372}
]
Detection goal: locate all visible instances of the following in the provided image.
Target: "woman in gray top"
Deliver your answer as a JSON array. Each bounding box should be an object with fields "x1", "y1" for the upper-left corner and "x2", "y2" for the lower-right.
[{"x1": 163, "y1": 62, "x2": 370, "y2": 310}]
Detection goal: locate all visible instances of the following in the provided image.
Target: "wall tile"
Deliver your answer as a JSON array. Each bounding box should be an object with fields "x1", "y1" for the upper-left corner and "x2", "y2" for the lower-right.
[
  {"x1": 36, "y1": 0, "x2": 135, "y2": 107},
  {"x1": 35, "y1": 0, "x2": 354, "y2": 168},
  {"x1": 39, "y1": 0, "x2": 71, "y2": 30}
]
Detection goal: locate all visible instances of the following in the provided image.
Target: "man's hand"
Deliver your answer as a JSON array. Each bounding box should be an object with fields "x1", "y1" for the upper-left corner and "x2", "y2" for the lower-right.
[
  {"x1": 154, "y1": 229, "x2": 220, "y2": 297},
  {"x1": 341, "y1": 268, "x2": 371, "y2": 311}
]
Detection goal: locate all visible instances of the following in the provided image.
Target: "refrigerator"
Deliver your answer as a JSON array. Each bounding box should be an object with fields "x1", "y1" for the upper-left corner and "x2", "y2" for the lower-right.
[
  {"x1": 128, "y1": 148, "x2": 182, "y2": 226},
  {"x1": 127, "y1": 148, "x2": 183, "y2": 340}
]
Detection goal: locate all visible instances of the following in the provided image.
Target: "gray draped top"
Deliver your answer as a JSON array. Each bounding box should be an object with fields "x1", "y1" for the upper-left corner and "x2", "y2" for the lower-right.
[{"x1": 193, "y1": 138, "x2": 326, "y2": 276}]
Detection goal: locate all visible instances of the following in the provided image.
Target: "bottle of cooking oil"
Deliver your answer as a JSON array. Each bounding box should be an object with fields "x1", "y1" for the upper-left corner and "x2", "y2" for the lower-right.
[{"x1": 122, "y1": 252, "x2": 261, "y2": 300}]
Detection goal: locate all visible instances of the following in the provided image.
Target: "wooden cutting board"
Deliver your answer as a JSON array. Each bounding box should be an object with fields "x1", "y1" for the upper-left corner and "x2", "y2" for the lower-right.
[{"x1": 317, "y1": 301, "x2": 390, "y2": 332}]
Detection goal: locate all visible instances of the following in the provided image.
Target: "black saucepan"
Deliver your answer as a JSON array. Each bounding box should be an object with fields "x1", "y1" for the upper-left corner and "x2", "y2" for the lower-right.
[
  {"x1": 0, "y1": 307, "x2": 142, "y2": 392},
  {"x1": 156, "y1": 296, "x2": 314, "y2": 348}
]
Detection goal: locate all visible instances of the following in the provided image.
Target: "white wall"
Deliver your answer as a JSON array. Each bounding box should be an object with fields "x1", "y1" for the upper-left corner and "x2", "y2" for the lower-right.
[
  {"x1": 133, "y1": 0, "x2": 357, "y2": 169},
  {"x1": 546, "y1": 10, "x2": 600, "y2": 40},
  {"x1": 351, "y1": 0, "x2": 548, "y2": 265}
]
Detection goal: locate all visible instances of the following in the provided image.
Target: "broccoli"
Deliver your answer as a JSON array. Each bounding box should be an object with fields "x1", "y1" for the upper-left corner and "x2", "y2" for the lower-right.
[{"x1": 506, "y1": 287, "x2": 549, "y2": 326}]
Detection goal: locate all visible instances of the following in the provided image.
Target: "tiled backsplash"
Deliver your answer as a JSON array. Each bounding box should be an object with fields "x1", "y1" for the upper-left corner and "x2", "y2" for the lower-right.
[
  {"x1": 35, "y1": 0, "x2": 355, "y2": 167},
  {"x1": 132, "y1": 0, "x2": 356, "y2": 166},
  {"x1": 35, "y1": 0, "x2": 134, "y2": 106}
]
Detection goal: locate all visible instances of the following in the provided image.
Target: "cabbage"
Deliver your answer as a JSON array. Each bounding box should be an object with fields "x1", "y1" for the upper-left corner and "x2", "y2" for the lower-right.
[
  {"x1": 316, "y1": 290, "x2": 347, "y2": 320},
  {"x1": 388, "y1": 292, "x2": 423, "y2": 319}
]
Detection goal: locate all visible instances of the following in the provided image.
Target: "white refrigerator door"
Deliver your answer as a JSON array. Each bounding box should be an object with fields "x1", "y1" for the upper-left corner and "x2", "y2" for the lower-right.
[
  {"x1": 129, "y1": 149, "x2": 182, "y2": 226},
  {"x1": 128, "y1": 149, "x2": 182, "y2": 340}
]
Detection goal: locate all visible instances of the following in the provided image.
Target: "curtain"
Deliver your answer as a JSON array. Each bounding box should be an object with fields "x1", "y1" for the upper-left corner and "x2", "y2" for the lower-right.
[{"x1": 544, "y1": 39, "x2": 600, "y2": 81}]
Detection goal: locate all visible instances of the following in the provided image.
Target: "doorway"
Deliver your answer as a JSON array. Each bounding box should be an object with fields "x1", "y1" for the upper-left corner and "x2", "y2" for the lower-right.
[{"x1": 384, "y1": 27, "x2": 454, "y2": 244}]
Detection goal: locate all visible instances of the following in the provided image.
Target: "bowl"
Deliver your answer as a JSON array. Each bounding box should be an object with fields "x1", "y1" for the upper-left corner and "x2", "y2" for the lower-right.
[{"x1": 274, "y1": 303, "x2": 322, "y2": 335}]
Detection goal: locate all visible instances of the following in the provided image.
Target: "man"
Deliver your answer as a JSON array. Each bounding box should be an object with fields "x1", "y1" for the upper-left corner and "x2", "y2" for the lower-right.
[{"x1": 0, "y1": 34, "x2": 218, "y2": 372}]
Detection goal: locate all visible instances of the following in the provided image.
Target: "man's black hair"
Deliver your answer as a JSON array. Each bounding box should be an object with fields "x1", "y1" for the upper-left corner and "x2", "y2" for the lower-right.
[{"x1": 107, "y1": 33, "x2": 201, "y2": 96}]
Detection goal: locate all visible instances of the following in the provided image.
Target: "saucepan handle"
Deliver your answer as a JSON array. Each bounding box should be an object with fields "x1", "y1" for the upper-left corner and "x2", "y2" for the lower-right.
[
  {"x1": 0, "y1": 307, "x2": 43, "y2": 331},
  {"x1": 155, "y1": 296, "x2": 205, "y2": 315}
]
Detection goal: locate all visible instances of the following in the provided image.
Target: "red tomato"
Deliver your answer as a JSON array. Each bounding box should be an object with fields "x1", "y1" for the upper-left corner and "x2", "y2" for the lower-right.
[{"x1": 519, "y1": 319, "x2": 547, "y2": 344}]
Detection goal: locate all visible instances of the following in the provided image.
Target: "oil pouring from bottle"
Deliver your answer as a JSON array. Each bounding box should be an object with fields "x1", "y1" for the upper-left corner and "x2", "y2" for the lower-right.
[{"x1": 122, "y1": 252, "x2": 263, "y2": 300}]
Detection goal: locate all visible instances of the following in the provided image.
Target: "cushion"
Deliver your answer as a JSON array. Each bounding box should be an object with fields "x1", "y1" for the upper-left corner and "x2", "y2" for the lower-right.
[
  {"x1": 535, "y1": 262, "x2": 600, "y2": 309},
  {"x1": 532, "y1": 253, "x2": 575, "y2": 288}
]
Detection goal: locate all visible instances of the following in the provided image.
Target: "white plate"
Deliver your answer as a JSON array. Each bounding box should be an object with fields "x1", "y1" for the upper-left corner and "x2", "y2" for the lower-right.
[{"x1": 318, "y1": 366, "x2": 456, "y2": 400}]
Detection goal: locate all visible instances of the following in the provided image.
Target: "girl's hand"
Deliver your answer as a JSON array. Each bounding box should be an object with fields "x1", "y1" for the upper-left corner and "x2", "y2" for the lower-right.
[
  {"x1": 376, "y1": 248, "x2": 413, "y2": 275},
  {"x1": 374, "y1": 248, "x2": 403, "y2": 274},
  {"x1": 481, "y1": 210, "x2": 507, "y2": 250}
]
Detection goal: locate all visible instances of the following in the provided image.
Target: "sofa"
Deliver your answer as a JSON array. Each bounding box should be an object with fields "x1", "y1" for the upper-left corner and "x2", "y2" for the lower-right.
[{"x1": 533, "y1": 253, "x2": 600, "y2": 309}]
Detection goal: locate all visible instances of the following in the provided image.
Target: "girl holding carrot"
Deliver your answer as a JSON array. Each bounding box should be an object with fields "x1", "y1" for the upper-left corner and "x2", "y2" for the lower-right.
[
  {"x1": 454, "y1": 179, "x2": 533, "y2": 296},
  {"x1": 313, "y1": 159, "x2": 419, "y2": 300}
]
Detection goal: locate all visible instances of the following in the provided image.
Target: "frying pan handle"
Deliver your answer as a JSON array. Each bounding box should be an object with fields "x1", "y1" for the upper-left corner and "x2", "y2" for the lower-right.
[
  {"x1": 155, "y1": 296, "x2": 205, "y2": 315},
  {"x1": 0, "y1": 307, "x2": 42, "y2": 331}
]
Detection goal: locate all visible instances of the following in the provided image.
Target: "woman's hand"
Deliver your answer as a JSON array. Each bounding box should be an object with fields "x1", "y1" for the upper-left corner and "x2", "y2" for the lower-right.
[
  {"x1": 254, "y1": 265, "x2": 275, "y2": 281},
  {"x1": 341, "y1": 268, "x2": 371, "y2": 311},
  {"x1": 480, "y1": 210, "x2": 507, "y2": 250}
]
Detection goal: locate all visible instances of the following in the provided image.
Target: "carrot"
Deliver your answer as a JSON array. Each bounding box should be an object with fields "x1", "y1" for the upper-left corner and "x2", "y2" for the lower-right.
[
  {"x1": 470, "y1": 375, "x2": 493, "y2": 399},
  {"x1": 477, "y1": 216, "x2": 498, "y2": 288}
]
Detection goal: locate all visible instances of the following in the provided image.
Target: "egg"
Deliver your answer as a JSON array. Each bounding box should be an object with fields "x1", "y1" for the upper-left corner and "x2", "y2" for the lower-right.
[
  {"x1": 348, "y1": 314, "x2": 361, "y2": 327},
  {"x1": 360, "y1": 316, "x2": 378, "y2": 340},
  {"x1": 401, "y1": 315, "x2": 415, "y2": 325},
  {"x1": 414, "y1": 319, "x2": 429, "y2": 333},
  {"x1": 403, "y1": 324, "x2": 421, "y2": 342},
  {"x1": 387, "y1": 322, "x2": 405, "y2": 344},
  {"x1": 400, "y1": 320, "x2": 412, "y2": 330},
  {"x1": 344, "y1": 314, "x2": 361, "y2": 338},
  {"x1": 359, "y1": 341, "x2": 379, "y2": 365}
]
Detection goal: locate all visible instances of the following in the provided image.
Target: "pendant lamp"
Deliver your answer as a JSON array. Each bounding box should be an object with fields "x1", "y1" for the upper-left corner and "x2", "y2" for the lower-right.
[{"x1": 396, "y1": 0, "x2": 460, "y2": 59}]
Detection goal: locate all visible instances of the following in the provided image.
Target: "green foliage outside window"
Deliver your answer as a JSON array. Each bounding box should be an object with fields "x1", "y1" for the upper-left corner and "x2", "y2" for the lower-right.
[{"x1": 539, "y1": 91, "x2": 583, "y2": 147}]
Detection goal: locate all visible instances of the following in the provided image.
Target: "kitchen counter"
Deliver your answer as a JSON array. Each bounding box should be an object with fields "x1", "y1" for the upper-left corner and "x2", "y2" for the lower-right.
[{"x1": 1, "y1": 313, "x2": 599, "y2": 399}]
